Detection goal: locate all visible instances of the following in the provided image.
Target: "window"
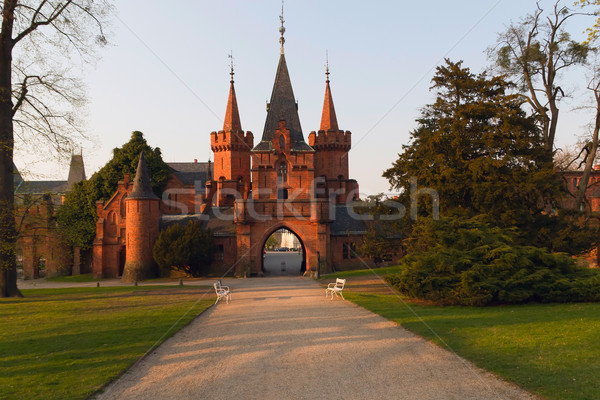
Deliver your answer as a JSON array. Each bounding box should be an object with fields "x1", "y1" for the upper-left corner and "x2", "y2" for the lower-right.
[
  {"x1": 343, "y1": 242, "x2": 356, "y2": 259},
  {"x1": 217, "y1": 244, "x2": 224, "y2": 261},
  {"x1": 279, "y1": 135, "x2": 285, "y2": 149},
  {"x1": 277, "y1": 162, "x2": 288, "y2": 184},
  {"x1": 277, "y1": 188, "x2": 288, "y2": 199}
]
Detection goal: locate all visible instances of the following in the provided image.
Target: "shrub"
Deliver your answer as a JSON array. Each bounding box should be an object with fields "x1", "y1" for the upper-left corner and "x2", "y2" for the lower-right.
[
  {"x1": 386, "y1": 217, "x2": 600, "y2": 306},
  {"x1": 153, "y1": 221, "x2": 215, "y2": 277}
]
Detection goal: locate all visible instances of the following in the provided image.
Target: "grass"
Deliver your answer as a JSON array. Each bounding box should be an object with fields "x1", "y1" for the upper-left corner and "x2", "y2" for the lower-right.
[
  {"x1": 45, "y1": 273, "x2": 101, "y2": 282},
  {"x1": 320, "y1": 265, "x2": 402, "y2": 280},
  {"x1": 0, "y1": 285, "x2": 214, "y2": 400},
  {"x1": 330, "y1": 266, "x2": 600, "y2": 400}
]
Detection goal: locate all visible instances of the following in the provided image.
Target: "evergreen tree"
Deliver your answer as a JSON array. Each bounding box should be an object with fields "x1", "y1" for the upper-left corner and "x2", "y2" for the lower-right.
[
  {"x1": 153, "y1": 221, "x2": 215, "y2": 277},
  {"x1": 383, "y1": 60, "x2": 567, "y2": 245},
  {"x1": 57, "y1": 131, "x2": 171, "y2": 250}
]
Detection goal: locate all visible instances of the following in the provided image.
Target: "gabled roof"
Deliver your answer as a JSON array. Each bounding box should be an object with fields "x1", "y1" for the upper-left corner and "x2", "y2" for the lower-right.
[
  {"x1": 167, "y1": 162, "x2": 212, "y2": 187},
  {"x1": 253, "y1": 54, "x2": 313, "y2": 152}
]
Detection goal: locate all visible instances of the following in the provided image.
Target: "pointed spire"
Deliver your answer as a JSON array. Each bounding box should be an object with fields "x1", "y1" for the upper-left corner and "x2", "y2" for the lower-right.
[
  {"x1": 128, "y1": 152, "x2": 158, "y2": 200},
  {"x1": 67, "y1": 153, "x2": 86, "y2": 190},
  {"x1": 223, "y1": 52, "x2": 242, "y2": 132},
  {"x1": 320, "y1": 58, "x2": 339, "y2": 132}
]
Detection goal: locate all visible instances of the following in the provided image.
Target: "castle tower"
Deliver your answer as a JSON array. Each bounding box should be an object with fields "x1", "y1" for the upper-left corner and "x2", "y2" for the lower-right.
[
  {"x1": 308, "y1": 65, "x2": 354, "y2": 202},
  {"x1": 250, "y1": 27, "x2": 315, "y2": 200},
  {"x1": 122, "y1": 152, "x2": 159, "y2": 282},
  {"x1": 210, "y1": 62, "x2": 253, "y2": 205}
]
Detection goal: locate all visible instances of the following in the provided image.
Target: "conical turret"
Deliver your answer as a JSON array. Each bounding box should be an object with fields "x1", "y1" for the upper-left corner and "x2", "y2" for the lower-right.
[
  {"x1": 128, "y1": 152, "x2": 158, "y2": 200},
  {"x1": 223, "y1": 72, "x2": 242, "y2": 132},
  {"x1": 319, "y1": 74, "x2": 339, "y2": 132}
]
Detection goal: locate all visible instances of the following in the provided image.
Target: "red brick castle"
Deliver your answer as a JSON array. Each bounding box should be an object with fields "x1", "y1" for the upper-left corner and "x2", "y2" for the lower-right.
[{"x1": 92, "y1": 18, "x2": 369, "y2": 279}]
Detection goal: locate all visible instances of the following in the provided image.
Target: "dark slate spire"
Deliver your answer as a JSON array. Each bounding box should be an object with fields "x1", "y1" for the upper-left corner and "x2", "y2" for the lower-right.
[
  {"x1": 67, "y1": 154, "x2": 86, "y2": 190},
  {"x1": 253, "y1": 53, "x2": 312, "y2": 151},
  {"x1": 128, "y1": 152, "x2": 159, "y2": 200}
]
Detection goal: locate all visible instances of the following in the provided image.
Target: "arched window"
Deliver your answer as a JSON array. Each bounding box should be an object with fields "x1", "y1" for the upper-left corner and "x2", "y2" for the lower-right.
[
  {"x1": 279, "y1": 135, "x2": 285, "y2": 150},
  {"x1": 277, "y1": 162, "x2": 288, "y2": 184}
]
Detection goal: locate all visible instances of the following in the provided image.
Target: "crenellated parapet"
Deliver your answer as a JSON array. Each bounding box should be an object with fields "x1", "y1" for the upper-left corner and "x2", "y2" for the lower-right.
[
  {"x1": 308, "y1": 129, "x2": 351, "y2": 151},
  {"x1": 210, "y1": 130, "x2": 254, "y2": 152}
]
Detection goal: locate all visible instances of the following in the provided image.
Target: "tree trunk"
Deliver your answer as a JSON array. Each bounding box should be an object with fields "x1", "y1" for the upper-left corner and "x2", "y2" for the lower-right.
[
  {"x1": 575, "y1": 91, "x2": 600, "y2": 213},
  {"x1": 0, "y1": 0, "x2": 22, "y2": 297}
]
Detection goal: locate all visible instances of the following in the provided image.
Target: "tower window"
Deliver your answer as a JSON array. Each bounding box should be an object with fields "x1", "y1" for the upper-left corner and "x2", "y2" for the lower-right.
[
  {"x1": 277, "y1": 162, "x2": 288, "y2": 184},
  {"x1": 277, "y1": 188, "x2": 288, "y2": 199},
  {"x1": 279, "y1": 135, "x2": 285, "y2": 149}
]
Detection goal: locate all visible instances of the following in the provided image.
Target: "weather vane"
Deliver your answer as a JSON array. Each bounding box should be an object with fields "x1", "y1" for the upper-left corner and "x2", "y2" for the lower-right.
[
  {"x1": 279, "y1": 0, "x2": 285, "y2": 54},
  {"x1": 325, "y1": 50, "x2": 330, "y2": 82},
  {"x1": 228, "y1": 51, "x2": 234, "y2": 82}
]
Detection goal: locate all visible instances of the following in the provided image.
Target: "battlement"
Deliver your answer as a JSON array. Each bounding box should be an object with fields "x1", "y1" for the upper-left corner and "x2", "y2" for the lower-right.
[
  {"x1": 211, "y1": 130, "x2": 254, "y2": 151},
  {"x1": 308, "y1": 129, "x2": 351, "y2": 150}
]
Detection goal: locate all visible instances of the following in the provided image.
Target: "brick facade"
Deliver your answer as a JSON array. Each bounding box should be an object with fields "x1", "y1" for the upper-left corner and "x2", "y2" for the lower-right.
[{"x1": 92, "y1": 47, "x2": 391, "y2": 279}]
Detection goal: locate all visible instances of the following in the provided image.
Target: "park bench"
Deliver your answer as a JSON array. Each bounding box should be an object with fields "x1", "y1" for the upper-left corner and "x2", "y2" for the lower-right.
[
  {"x1": 214, "y1": 280, "x2": 231, "y2": 304},
  {"x1": 325, "y1": 278, "x2": 346, "y2": 300}
]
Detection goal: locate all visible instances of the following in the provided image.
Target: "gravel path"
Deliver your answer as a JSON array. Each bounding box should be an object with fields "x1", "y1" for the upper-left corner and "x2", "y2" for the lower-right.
[{"x1": 93, "y1": 277, "x2": 537, "y2": 400}]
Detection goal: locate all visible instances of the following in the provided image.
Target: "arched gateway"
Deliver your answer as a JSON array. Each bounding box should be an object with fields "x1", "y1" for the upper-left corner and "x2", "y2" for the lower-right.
[{"x1": 92, "y1": 16, "x2": 376, "y2": 280}]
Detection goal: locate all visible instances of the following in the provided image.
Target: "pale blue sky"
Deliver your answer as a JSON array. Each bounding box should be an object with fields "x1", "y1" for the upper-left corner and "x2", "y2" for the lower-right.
[{"x1": 16, "y1": 0, "x2": 594, "y2": 195}]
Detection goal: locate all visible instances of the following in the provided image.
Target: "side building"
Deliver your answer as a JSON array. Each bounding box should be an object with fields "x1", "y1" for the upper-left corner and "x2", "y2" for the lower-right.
[{"x1": 14, "y1": 154, "x2": 86, "y2": 279}]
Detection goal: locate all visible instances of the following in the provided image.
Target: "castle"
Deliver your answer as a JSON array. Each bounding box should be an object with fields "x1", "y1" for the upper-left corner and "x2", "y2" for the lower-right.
[{"x1": 91, "y1": 21, "x2": 372, "y2": 279}]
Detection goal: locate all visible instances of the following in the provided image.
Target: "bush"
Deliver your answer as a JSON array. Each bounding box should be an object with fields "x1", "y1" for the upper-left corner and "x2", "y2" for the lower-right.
[
  {"x1": 386, "y1": 217, "x2": 600, "y2": 306},
  {"x1": 153, "y1": 221, "x2": 215, "y2": 277}
]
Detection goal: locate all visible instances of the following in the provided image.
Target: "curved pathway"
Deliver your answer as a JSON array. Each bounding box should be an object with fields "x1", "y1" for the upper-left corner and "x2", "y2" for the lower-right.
[{"x1": 94, "y1": 277, "x2": 536, "y2": 400}]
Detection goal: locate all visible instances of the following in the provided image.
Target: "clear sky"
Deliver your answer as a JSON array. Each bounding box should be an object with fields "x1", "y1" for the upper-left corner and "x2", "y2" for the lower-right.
[{"x1": 15, "y1": 0, "x2": 595, "y2": 196}]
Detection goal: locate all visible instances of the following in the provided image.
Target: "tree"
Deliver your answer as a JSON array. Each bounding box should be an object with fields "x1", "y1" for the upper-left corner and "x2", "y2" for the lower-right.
[
  {"x1": 56, "y1": 131, "x2": 171, "y2": 251},
  {"x1": 153, "y1": 221, "x2": 215, "y2": 277},
  {"x1": 383, "y1": 59, "x2": 561, "y2": 240},
  {"x1": 265, "y1": 235, "x2": 278, "y2": 250},
  {"x1": 0, "y1": 0, "x2": 112, "y2": 297},
  {"x1": 386, "y1": 216, "x2": 600, "y2": 306},
  {"x1": 490, "y1": 1, "x2": 589, "y2": 154}
]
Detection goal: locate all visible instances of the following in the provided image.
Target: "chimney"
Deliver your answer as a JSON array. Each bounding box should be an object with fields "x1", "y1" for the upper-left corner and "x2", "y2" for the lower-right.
[{"x1": 194, "y1": 159, "x2": 198, "y2": 163}]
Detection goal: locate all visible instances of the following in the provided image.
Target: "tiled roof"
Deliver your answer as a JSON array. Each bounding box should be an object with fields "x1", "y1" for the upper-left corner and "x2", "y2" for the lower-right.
[
  {"x1": 168, "y1": 162, "x2": 212, "y2": 186},
  {"x1": 330, "y1": 204, "x2": 368, "y2": 235},
  {"x1": 15, "y1": 180, "x2": 67, "y2": 194},
  {"x1": 160, "y1": 206, "x2": 236, "y2": 237}
]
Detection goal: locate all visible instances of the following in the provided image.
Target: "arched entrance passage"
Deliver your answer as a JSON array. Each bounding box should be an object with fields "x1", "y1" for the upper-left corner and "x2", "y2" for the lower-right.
[{"x1": 261, "y1": 227, "x2": 306, "y2": 275}]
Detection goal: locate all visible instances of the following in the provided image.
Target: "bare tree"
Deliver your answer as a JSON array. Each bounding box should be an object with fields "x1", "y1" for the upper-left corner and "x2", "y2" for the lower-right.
[
  {"x1": 574, "y1": 60, "x2": 600, "y2": 211},
  {"x1": 0, "y1": 0, "x2": 112, "y2": 297},
  {"x1": 490, "y1": 1, "x2": 590, "y2": 153}
]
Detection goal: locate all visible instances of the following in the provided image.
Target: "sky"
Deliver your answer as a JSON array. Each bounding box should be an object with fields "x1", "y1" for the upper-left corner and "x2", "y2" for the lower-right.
[{"x1": 14, "y1": 0, "x2": 596, "y2": 196}]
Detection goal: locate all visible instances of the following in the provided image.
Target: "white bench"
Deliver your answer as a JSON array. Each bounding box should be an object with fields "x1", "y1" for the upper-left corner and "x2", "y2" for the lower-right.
[
  {"x1": 214, "y1": 281, "x2": 231, "y2": 304},
  {"x1": 325, "y1": 278, "x2": 346, "y2": 300}
]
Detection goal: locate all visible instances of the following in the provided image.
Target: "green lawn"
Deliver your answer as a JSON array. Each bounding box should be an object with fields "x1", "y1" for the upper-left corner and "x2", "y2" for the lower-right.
[
  {"x1": 0, "y1": 286, "x2": 214, "y2": 400},
  {"x1": 332, "y1": 267, "x2": 600, "y2": 400},
  {"x1": 45, "y1": 273, "x2": 101, "y2": 282},
  {"x1": 320, "y1": 265, "x2": 402, "y2": 280}
]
